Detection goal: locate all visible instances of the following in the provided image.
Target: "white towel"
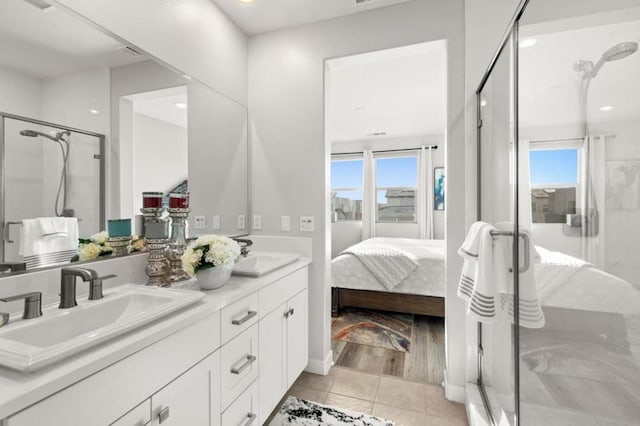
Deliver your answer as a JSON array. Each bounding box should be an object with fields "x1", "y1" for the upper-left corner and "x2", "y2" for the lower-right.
[
  {"x1": 38, "y1": 217, "x2": 73, "y2": 239},
  {"x1": 457, "y1": 222, "x2": 499, "y2": 322},
  {"x1": 342, "y1": 240, "x2": 419, "y2": 290},
  {"x1": 494, "y1": 223, "x2": 545, "y2": 328},
  {"x1": 20, "y1": 217, "x2": 79, "y2": 259}
]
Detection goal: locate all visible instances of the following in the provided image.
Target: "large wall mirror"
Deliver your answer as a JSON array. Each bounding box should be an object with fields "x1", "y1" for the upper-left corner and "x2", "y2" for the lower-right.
[{"x1": 0, "y1": 0, "x2": 248, "y2": 272}]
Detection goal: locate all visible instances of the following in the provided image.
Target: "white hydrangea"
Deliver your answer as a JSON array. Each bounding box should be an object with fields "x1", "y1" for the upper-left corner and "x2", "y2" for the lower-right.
[
  {"x1": 185, "y1": 235, "x2": 241, "y2": 274},
  {"x1": 90, "y1": 231, "x2": 109, "y2": 245},
  {"x1": 78, "y1": 243, "x2": 101, "y2": 261}
]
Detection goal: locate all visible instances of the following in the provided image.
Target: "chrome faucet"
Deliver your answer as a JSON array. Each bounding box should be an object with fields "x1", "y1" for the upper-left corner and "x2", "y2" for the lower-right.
[{"x1": 59, "y1": 268, "x2": 116, "y2": 309}]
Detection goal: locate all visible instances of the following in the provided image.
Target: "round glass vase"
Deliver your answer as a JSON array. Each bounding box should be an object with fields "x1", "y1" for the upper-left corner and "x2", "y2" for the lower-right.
[{"x1": 196, "y1": 264, "x2": 233, "y2": 290}]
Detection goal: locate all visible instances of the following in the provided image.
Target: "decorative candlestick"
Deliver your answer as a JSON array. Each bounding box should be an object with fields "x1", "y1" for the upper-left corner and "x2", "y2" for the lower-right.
[
  {"x1": 166, "y1": 193, "x2": 190, "y2": 283},
  {"x1": 141, "y1": 202, "x2": 170, "y2": 287}
]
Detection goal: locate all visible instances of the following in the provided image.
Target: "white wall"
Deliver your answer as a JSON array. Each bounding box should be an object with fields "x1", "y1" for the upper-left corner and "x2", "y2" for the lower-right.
[
  {"x1": 53, "y1": 0, "x2": 248, "y2": 106},
  {"x1": 249, "y1": 0, "x2": 466, "y2": 381},
  {"x1": 133, "y1": 113, "x2": 188, "y2": 215}
]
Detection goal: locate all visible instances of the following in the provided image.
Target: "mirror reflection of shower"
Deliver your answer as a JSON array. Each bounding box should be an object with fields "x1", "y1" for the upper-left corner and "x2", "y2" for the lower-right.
[
  {"x1": 574, "y1": 41, "x2": 638, "y2": 135},
  {"x1": 19, "y1": 129, "x2": 73, "y2": 217}
]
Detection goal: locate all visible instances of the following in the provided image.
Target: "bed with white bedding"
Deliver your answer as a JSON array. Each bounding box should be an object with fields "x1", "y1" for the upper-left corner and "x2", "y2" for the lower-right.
[{"x1": 331, "y1": 238, "x2": 446, "y2": 317}]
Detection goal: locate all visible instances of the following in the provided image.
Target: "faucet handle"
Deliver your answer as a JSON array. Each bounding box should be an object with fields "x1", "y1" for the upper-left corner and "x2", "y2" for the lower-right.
[
  {"x1": 0, "y1": 291, "x2": 43, "y2": 319},
  {"x1": 88, "y1": 274, "x2": 117, "y2": 301}
]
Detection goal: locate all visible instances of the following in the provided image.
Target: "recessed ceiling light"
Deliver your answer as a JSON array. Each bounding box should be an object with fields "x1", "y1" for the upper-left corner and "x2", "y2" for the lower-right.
[
  {"x1": 90, "y1": 109, "x2": 99, "y2": 114},
  {"x1": 239, "y1": 0, "x2": 254, "y2": 4},
  {"x1": 519, "y1": 38, "x2": 537, "y2": 48},
  {"x1": 480, "y1": 99, "x2": 487, "y2": 107},
  {"x1": 600, "y1": 105, "x2": 614, "y2": 111},
  {"x1": 175, "y1": 102, "x2": 188, "y2": 109}
]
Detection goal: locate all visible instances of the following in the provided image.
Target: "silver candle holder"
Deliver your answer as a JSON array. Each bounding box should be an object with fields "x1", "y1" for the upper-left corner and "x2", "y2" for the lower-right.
[
  {"x1": 141, "y1": 206, "x2": 170, "y2": 287},
  {"x1": 107, "y1": 236, "x2": 131, "y2": 257},
  {"x1": 166, "y1": 207, "x2": 190, "y2": 283}
]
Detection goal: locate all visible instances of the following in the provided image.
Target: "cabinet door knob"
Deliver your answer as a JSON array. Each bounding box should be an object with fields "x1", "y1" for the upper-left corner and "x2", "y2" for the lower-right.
[
  {"x1": 232, "y1": 310, "x2": 257, "y2": 325},
  {"x1": 283, "y1": 310, "x2": 289, "y2": 318},
  {"x1": 158, "y1": 407, "x2": 170, "y2": 424},
  {"x1": 243, "y1": 412, "x2": 257, "y2": 426},
  {"x1": 231, "y1": 354, "x2": 257, "y2": 374}
]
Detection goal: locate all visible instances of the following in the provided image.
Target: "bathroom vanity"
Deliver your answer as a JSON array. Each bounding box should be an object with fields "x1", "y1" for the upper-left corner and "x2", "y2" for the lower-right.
[{"x1": 0, "y1": 258, "x2": 310, "y2": 426}]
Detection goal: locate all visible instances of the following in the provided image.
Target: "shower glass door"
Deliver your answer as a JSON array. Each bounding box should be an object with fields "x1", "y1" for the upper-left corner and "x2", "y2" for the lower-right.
[
  {"x1": 1, "y1": 115, "x2": 103, "y2": 265},
  {"x1": 517, "y1": 1, "x2": 640, "y2": 424},
  {"x1": 477, "y1": 29, "x2": 517, "y2": 425}
]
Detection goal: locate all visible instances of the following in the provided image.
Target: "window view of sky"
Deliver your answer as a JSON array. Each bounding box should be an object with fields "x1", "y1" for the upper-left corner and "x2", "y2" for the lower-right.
[
  {"x1": 331, "y1": 159, "x2": 363, "y2": 189},
  {"x1": 376, "y1": 156, "x2": 417, "y2": 187},
  {"x1": 530, "y1": 149, "x2": 578, "y2": 185}
]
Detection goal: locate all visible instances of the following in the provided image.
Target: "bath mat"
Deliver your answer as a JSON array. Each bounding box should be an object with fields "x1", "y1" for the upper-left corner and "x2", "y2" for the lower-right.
[
  {"x1": 268, "y1": 396, "x2": 394, "y2": 426},
  {"x1": 331, "y1": 308, "x2": 413, "y2": 353}
]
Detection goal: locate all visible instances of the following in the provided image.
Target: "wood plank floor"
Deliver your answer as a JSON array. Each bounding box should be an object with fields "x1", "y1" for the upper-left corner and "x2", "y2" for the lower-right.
[{"x1": 332, "y1": 313, "x2": 445, "y2": 385}]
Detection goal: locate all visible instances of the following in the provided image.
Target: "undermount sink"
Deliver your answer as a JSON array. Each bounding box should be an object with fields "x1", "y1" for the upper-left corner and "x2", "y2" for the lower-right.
[
  {"x1": 232, "y1": 252, "x2": 299, "y2": 277},
  {"x1": 0, "y1": 285, "x2": 204, "y2": 373}
]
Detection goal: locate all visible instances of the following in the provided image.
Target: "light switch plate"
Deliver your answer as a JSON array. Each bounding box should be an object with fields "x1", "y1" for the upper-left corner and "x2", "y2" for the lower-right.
[
  {"x1": 281, "y1": 216, "x2": 291, "y2": 232},
  {"x1": 299, "y1": 216, "x2": 314, "y2": 232},
  {"x1": 238, "y1": 215, "x2": 246, "y2": 230},
  {"x1": 194, "y1": 216, "x2": 206, "y2": 229},
  {"x1": 212, "y1": 215, "x2": 221, "y2": 230},
  {"x1": 253, "y1": 215, "x2": 262, "y2": 230}
]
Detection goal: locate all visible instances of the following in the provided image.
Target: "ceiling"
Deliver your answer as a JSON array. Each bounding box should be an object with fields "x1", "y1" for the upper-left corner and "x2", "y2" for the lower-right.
[
  {"x1": 211, "y1": 0, "x2": 410, "y2": 35},
  {"x1": 518, "y1": 10, "x2": 640, "y2": 129},
  {"x1": 328, "y1": 40, "x2": 446, "y2": 143},
  {"x1": 0, "y1": 0, "x2": 144, "y2": 79},
  {"x1": 125, "y1": 86, "x2": 189, "y2": 129}
]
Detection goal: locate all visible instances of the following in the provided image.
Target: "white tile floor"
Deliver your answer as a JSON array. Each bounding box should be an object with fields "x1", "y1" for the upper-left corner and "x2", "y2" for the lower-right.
[{"x1": 271, "y1": 366, "x2": 469, "y2": 426}]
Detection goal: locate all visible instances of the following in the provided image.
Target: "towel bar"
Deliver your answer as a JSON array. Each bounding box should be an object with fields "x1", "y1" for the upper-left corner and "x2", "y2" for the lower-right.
[{"x1": 489, "y1": 230, "x2": 530, "y2": 273}]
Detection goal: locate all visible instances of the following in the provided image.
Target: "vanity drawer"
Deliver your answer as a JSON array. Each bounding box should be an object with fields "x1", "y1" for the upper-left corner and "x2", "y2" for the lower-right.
[
  {"x1": 110, "y1": 400, "x2": 151, "y2": 426},
  {"x1": 222, "y1": 379, "x2": 259, "y2": 426},
  {"x1": 259, "y1": 267, "x2": 308, "y2": 317},
  {"x1": 220, "y1": 324, "x2": 259, "y2": 410},
  {"x1": 221, "y1": 291, "x2": 259, "y2": 344}
]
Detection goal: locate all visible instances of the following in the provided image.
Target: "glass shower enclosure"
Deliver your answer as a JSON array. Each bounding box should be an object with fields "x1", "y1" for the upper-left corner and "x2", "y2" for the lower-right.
[{"x1": 476, "y1": 0, "x2": 640, "y2": 424}]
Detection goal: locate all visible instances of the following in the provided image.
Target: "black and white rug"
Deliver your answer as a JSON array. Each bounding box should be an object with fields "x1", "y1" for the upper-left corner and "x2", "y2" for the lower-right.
[{"x1": 269, "y1": 396, "x2": 394, "y2": 426}]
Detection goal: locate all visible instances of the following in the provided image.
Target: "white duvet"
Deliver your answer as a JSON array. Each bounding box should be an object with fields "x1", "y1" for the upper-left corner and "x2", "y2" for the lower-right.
[{"x1": 331, "y1": 238, "x2": 445, "y2": 297}]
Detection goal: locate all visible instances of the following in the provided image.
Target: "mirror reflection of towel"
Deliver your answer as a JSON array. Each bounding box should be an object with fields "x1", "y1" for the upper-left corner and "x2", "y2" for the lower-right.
[
  {"x1": 20, "y1": 218, "x2": 79, "y2": 257},
  {"x1": 38, "y1": 217, "x2": 74, "y2": 239}
]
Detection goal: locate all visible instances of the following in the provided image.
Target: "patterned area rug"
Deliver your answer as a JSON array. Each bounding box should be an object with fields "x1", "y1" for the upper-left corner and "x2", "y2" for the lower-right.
[
  {"x1": 268, "y1": 396, "x2": 394, "y2": 426},
  {"x1": 331, "y1": 308, "x2": 413, "y2": 353}
]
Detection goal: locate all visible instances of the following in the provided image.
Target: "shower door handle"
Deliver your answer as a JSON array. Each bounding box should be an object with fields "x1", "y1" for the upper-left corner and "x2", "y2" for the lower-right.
[
  {"x1": 4, "y1": 221, "x2": 21, "y2": 244},
  {"x1": 489, "y1": 230, "x2": 530, "y2": 273}
]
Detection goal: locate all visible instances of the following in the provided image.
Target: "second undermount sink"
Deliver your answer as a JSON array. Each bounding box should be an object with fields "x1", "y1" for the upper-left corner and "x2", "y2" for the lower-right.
[
  {"x1": 0, "y1": 285, "x2": 204, "y2": 373},
  {"x1": 232, "y1": 252, "x2": 299, "y2": 277}
]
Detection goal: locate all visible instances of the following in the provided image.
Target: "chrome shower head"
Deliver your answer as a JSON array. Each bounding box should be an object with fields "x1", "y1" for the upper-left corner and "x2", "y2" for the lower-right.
[
  {"x1": 577, "y1": 41, "x2": 639, "y2": 79},
  {"x1": 20, "y1": 129, "x2": 69, "y2": 142}
]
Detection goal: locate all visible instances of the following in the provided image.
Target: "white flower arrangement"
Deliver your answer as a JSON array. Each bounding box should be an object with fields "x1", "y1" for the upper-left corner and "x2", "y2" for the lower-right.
[
  {"x1": 74, "y1": 231, "x2": 145, "y2": 262},
  {"x1": 181, "y1": 235, "x2": 241, "y2": 277}
]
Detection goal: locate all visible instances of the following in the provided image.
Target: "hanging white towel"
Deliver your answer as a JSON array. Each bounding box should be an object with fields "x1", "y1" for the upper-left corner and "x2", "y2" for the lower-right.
[
  {"x1": 38, "y1": 217, "x2": 75, "y2": 239},
  {"x1": 494, "y1": 222, "x2": 545, "y2": 329},
  {"x1": 457, "y1": 222, "x2": 499, "y2": 322},
  {"x1": 20, "y1": 218, "x2": 79, "y2": 268}
]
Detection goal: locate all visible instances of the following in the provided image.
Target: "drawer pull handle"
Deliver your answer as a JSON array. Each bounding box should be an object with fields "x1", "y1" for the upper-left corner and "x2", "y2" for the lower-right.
[
  {"x1": 232, "y1": 310, "x2": 257, "y2": 325},
  {"x1": 158, "y1": 407, "x2": 170, "y2": 424},
  {"x1": 289, "y1": 308, "x2": 294, "y2": 317},
  {"x1": 231, "y1": 354, "x2": 257, "y2": 374},
  {"x1": 243, "y1": 412, "x2": 257, "y2": 426}
]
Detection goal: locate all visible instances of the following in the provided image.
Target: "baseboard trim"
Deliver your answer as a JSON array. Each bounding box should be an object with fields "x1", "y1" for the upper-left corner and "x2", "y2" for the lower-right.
[
  {"x1": 444, "y1": 369, "x2": 466, "y2": 403},
  {"x1": 305, "y1": 350, "x2": 333, "y2": 375}
]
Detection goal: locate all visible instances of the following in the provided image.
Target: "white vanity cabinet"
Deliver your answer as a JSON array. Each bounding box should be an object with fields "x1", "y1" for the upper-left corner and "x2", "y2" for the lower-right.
[{"x1": 258, "y1": 268, "x2": 309, "y2": 424}]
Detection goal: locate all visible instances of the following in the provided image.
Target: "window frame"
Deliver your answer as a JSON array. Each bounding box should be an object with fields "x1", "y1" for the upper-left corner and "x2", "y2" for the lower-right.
[
  {"x1": 330, "y1": 154, "x2": 364, "y2": 223},
  {"x1": 374, "y1": 151, "x2": 419, "y2": 224},
  {"x1": 528, "y1": 142, "x2": 581, "y2": 225}
]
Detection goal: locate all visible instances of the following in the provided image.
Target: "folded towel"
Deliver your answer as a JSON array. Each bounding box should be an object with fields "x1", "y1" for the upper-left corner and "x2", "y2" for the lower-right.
[
  {"x1": 342, "y1": 240, "x2": 419, "y2": 290},
  {"x1": 457, "y1": 222, "x2": 499, "y2": 322},
  {"x1": 20, "y1": 217, "x2": 79, "y2": 259},
  {"x1": 38, "y1": 217, "x2": 73, "y2": 239},
  {"x1": 494, "y1": 223, "x2": 545, "y2": 328}
]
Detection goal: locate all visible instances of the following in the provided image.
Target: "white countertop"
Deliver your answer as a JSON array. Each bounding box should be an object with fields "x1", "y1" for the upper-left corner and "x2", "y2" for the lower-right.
[{"x1": 0, "y1": 258, "x2": 311, "y2": 420}]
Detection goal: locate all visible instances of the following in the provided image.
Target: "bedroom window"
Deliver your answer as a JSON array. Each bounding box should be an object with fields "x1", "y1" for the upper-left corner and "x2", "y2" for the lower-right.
[
  {"x1": 375, "y1": 154, "x2": 417, "y2": 223},
  {"x1": 530, "y1": 148, "x2": 578, "y2": 224},
  {"x1": 331, "y1": 157, "x2": 364, "y2": 221}
]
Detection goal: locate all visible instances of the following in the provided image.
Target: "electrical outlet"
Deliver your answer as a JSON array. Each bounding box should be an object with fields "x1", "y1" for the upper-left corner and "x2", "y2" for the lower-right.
[
  {"x1": 253, "y1": 215, "x2": 262, "y2": 230},
  {"x1": 238, "y1": 215, "x2": 246, "y2": 230},
  {"x1": 212, "y1": 215, "x2": 221, "y2": 230},
  {"x1": 299, "y1": 216, "x2": 314, "y2": 232},
  {"x1": 194, "y1": 216, "x2": 206, "y2": 229},
  {"x1": 281, "y1": 216, "x2": 291, "y2": 232}
]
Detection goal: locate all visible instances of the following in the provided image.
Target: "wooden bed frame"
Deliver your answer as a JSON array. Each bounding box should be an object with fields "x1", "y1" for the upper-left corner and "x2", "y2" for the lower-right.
[{"x1": 331, "y1": 287, "x2": 445, "y2": 318}]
